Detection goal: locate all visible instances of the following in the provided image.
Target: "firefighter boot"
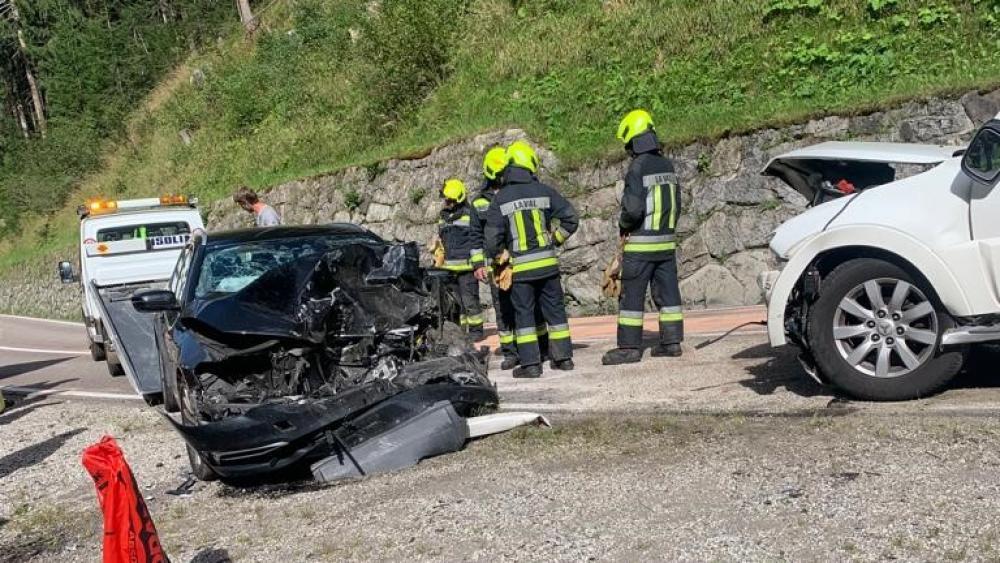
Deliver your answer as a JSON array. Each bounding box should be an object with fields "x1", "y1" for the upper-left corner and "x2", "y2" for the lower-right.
[
  {"x1": 500, "y1": 355, "x2": 519, "y2": 370},
  {"x1": 550, "y1": 359, "x2": 574, "y2": 371},
  {"x1": 601, "y1": 347, "x2": 642, "y2": 365},
  {"x1": 513, "y1": 363, "x2": 542, "y2": 379},
  {"x1": 651, "y1": 343, "x2": 682, "y2": 357}
]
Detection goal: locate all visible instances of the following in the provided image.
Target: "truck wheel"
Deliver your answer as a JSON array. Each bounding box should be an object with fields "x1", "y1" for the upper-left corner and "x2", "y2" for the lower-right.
[
  {"x1": 807, "y1": 258, "x2": 964, "y2": 401},
  {"x1": 106, "y1": 354, "x2": 125, "y2": 377},
  {"x1": 89, "y1": 341, "x2": 106, "y2": 362}
]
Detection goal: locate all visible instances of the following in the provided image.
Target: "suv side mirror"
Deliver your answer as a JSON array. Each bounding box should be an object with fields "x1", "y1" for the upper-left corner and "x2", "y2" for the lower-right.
[
  {"x1": 132, "y1": 289, "x2": 179, "y2": 312},
  {"x1": 57, "y1": 261, "x2": 77, "y2": 284},
  {"x1": 962, "y1": 123, "x2": 1000, "y2": 185}
]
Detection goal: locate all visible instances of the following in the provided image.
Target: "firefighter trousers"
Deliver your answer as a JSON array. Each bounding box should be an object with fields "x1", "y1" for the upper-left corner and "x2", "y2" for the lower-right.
[
  {"x1": 456, "y1": 272, "x2": 484, "y2": 335},
  {"x1": 490, "y1": 281, "x2": 517, "y2": 358},
  {"x1": 511, "y1": 275, "x2": 571, "y2": 366},
  {"x1": 617, "y1": 253, "x2": 684, "y2": 348},
  {"x1": 490, "y1": 281, "x2": 549, "y2": 361}
]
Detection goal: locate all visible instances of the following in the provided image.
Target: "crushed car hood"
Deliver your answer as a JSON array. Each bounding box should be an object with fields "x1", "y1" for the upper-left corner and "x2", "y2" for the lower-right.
[{"x1": 185, "y1": 242, "x2": 426, "y2": 344}]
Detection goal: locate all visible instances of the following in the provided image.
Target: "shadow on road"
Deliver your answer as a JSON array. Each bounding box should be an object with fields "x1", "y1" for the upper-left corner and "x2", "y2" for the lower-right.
[
  {"x1": 190, "y1": 548, "x2": 234, "y2": 563},
  {"x1": 950, "y1": 345, "x2": 1000, "y2": 391},
  {"x1": 0, "y1": 427, "x2": 85, "y2": 480},
  {"x1": 0, "y1": 401, "x2": 58, "y2": 426},
  {"x1": 0, "y1": 357, "x2": 74, "y2": 380},
  {"x1": 0, "y1": 379, "x2": 77, "y2": 414},
  {"x1": 732, "y1": 343, "x2": 833, "y2": 399}
]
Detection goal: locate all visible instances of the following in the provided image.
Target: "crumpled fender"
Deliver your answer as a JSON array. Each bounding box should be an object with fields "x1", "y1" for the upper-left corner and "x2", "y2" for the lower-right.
[{"x1": 767, "y1": 224, "x2": 972, "y2": 346}]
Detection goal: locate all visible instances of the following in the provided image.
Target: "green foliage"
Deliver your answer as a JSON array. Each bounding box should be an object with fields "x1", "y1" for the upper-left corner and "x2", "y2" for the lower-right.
[
  {"x1": 765, "y1": 0, "x2": 826, "y2": 20},
  {"x1": 7, "y1": 0, "x2": 1000, "y2": 273},
  {"x1": 409, "y1": 187, "x2": 427, "y2": 205},
  {"x1": 360, "y1": 0, "x2": 472, "y2": 128},
  {"x1": 697, "y1": 152, "x2": 712, "y2": 175},
  {"x1": 0, "y1": 0, "x2": 234, "y2": 234},
  {"x1": 868, "y1": 0, "x2": 900, "y2": 14},
  {"x1": 916, "y1": 5, "x2": 957, "y2": 27},
  {"x1": 343, "y1": 188, "x2": 362, "y2": 211}
]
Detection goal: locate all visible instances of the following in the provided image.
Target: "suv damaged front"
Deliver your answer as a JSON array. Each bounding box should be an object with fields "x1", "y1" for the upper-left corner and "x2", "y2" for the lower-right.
[{"x1": 167, "y1": 237, "x2": 497, "y2": 479}]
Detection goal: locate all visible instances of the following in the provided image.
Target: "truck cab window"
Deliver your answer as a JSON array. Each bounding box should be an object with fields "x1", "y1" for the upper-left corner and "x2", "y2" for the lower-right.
[{"x1": 97, "y1": 221, "x2": 191, "y2": 242}]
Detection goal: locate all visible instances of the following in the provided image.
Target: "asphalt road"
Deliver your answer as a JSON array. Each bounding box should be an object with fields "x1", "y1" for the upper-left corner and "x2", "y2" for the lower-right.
[
  {"x1": 0, "y1": 307, "x2": 769, "y2": 404},
  {"x1": 0, "y1": 315, "x2": 137, "y2": 401},
  {"x1": 4, "y1": 307, "x2": 1000, "y2": 415}
]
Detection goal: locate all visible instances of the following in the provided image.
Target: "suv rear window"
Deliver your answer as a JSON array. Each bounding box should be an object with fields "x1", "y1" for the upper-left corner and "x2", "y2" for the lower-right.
[{"x1": 97, "y1": 221, "x2": 191, "y2": 243}]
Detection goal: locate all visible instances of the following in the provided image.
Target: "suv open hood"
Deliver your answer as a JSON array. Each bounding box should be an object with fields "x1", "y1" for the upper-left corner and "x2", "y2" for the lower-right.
[{"x1": 762, "y1": 141, "x2": 962, "y2": 205}]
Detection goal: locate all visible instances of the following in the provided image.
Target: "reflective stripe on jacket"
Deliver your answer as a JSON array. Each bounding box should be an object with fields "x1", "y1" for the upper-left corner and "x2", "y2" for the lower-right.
[
  {"x1": 439, "y1": 203, "x2": 484, "y2": 272},
  {"x1": 619, "y1": 135, "x2": 681, "y2": 261},
  {"x1": 484, "y1": 167, "x2": 579, "y2": 281}
]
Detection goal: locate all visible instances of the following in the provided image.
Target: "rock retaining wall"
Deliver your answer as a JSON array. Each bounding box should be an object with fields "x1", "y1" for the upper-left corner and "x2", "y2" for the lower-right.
[{"x1": 5, "y1": 90, "x2": 997, "y2": 320}]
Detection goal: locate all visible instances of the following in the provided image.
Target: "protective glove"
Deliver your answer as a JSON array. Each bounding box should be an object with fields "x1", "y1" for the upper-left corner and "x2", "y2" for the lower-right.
[
  {"x1": 494, "y1": 249, "x2": 513, "y2": 290},
  {"x1": 496, "y1": 264, "x2": 513, "y2": 291},
  {"x1": 428, "y1": 237, "x2": 445, "y2": 268},
  {"x1": 601, "y1": 254, "x2": 622, "y2": 299}
]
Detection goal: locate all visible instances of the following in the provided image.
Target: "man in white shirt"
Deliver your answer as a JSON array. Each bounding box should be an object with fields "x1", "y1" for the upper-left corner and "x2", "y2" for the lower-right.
[{"x1": 233, "y1": 185, "x2": 281, "y2": 227}]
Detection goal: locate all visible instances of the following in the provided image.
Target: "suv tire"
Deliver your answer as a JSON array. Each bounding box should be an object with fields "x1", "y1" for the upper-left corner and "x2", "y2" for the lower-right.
[{"x1": 807, "y1": 258, "x2": 963, "y2": 400}]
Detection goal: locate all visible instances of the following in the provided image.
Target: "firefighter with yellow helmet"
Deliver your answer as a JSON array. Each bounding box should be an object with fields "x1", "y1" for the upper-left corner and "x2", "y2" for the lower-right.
[
  {"x1": 484, "y1": 141, "x2": 579, "y2": 378},
  {"x1": 602, "y1": 109, "x2": 684, "y2": 365},
  {"x1": 436, "y1": 178, "x2": 486, "y2": 340}
]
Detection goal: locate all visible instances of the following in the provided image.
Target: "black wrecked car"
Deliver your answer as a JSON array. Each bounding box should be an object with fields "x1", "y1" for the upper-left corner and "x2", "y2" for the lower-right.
[{"x1": 132, "y1": 224, "x2": 498, "y2": 480}]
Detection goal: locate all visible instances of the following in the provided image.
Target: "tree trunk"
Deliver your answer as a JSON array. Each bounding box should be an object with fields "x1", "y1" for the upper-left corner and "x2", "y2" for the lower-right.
[
  {"x1": 158, "y1": 0, "x2": 174, "y2": 23},
  {"x1": 14, "y1": 101, "x2": 29, "y2": 138},
  {"x1": 235, "y1": 0, "x2": 258, "y2": 36},
  {"x1": 10, "y1": 2, "x2": 45, "y2": 137}
]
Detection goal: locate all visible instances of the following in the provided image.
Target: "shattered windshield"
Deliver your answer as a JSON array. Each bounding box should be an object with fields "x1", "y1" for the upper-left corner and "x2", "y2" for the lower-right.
[{"x1": 195, "y1": 237, "x2": 349, "y2": 299}]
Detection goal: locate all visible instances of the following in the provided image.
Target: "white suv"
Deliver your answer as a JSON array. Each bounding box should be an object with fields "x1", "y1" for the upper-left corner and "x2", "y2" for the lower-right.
[{"x1": 761, "y1": 117, "x2": 1000, "y2": 400}]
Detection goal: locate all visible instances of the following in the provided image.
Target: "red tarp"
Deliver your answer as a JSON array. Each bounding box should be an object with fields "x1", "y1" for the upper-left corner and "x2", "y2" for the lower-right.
[{"x1": 82, "y1": 435, "x2": 170, "y2": 563}]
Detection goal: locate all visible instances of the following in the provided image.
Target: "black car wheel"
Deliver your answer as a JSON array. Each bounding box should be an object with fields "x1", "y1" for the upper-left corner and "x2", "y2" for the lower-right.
[
  {"x1": 178, "y1": 377, "x2": 219, "y2": 481},
  {"x1": 160, "y1": 365, "x2": 180, "y2": 413},
  {"x1": 807, "y1": 258, "x2": 964, "y2": 400}
]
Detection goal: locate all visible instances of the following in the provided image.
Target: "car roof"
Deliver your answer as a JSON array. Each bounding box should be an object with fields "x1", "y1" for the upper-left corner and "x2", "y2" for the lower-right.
[
  {"x1": 203, "y1": 223, "x2": 380, "y2": 246},
  {"x1": 762, "y1": 141, "x2": 963, "y2": 174}
]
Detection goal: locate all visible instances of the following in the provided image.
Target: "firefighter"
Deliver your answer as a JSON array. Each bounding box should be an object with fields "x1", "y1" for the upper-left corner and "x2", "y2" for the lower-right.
[
  {"x1": 484, "y1": 141, "x2": 578, "y2": 378},
  {"x1": 472, "y1": 147, "x2": 519, "y2": 369},
  {"x1": 436, "y1": 178, "x2": 486, "y2": 340},
  {"x1": 602, "y1": 109, "x2": 683, "y2": 365}
]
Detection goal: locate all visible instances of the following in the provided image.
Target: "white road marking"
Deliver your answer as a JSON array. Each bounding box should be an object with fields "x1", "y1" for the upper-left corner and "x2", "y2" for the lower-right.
[
  {"x1": 0, "y1": 346, "x2": 87, "y2": 355},
  {"x1": 0, "y1": 314, "x2": 83, "y2": 327},
  {"x1": 0, "y1": 384, "x2": 142, "y2": 401}
]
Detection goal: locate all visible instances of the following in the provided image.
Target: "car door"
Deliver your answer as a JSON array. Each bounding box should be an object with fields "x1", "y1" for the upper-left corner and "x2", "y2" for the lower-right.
[
  {"x1": 961, "y1": 122, "x2": 1000, "y2": 304},
  {"x1": 162, "y1": 242, "x2": 194, "y2": 377}
]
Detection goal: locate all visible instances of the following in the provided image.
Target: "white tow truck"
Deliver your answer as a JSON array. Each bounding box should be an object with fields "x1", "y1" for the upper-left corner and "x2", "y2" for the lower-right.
[
  {"x1": 760, "y1": 115, "x2": 1000, "y2": 400},
  {"x1": 59, "y1": 195, "x2": 204, "y2": 403}
]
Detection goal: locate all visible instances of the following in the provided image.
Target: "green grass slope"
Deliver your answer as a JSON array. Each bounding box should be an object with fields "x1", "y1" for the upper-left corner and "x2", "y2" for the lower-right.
[{"x1": 4, "y1": 0, "x2": 1000, "y2": 283}]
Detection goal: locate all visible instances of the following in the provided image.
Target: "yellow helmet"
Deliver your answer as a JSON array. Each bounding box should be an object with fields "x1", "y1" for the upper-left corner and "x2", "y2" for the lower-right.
[
  {"x1": 441, "y1": 178, "x2": 467, "y2": 203},
  {"x1": 506, "y1": 140, "x2": 539, "y2": 173},
  {"x1": 617, "y1": 109, "x2": 654, "y2": 144},
  {"x1": 483, "y1": 146, "x2": 509, "y2": 180}
]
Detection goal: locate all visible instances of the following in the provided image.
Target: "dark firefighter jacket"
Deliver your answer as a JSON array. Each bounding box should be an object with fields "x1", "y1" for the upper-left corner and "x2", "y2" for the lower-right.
[
  {"x1": 438, "y1": 202, "x2": 484, "y2": 272},
  {"x1": 471, "y1": 183, "x2": 496, "y2": 227},
  {"x1": 619, "y1": 131, "x2": 682, "y2": 261},
  {"x1": 484, "y1": 166, "x2": 579, "y2": 281}
]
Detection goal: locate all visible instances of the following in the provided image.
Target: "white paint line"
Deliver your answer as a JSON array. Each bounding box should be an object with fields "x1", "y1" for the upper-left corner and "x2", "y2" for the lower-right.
[
  {"x1": 0, "y1": 345, "x2": 87, "y2": 355},
  {"x1": 0, "y1": 314, "x2": 84, "y2": 327},
  {"x1": 0, "y1": 384, "x2": 142, "y2": 401}
]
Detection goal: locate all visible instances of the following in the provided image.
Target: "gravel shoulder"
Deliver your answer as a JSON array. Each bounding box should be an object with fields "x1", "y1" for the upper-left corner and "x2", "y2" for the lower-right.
[
  {"x1": 3, "y1": 394, "x2": 1000, "y2": 562},
  {"x1": 5, "y1": 334, "x2": 1000, "y2": 562}
]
